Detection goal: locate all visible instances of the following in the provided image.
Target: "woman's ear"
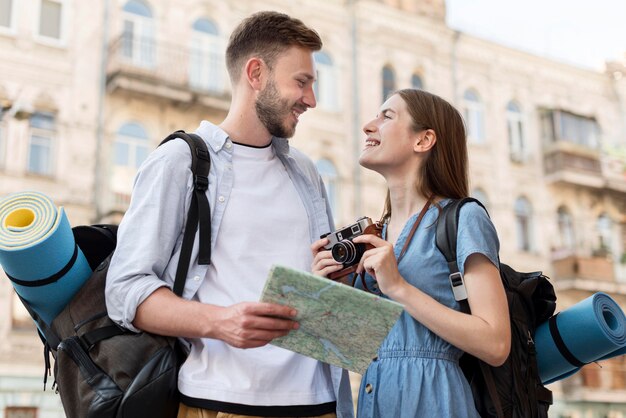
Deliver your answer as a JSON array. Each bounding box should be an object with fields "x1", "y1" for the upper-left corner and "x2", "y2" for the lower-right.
[
  {"x1": 244, "y1": 57, "x2": 265, "y2": 91},
  {"x1": 414, "y1": 129, "x2": 437, "y2": 152}
]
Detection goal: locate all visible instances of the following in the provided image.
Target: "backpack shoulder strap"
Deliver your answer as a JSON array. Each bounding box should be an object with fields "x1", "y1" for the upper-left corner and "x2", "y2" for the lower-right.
[
  {"x1": 159, "y1": 130, "x2": 212, "y2": 297},
  {"x1": 435, "y1": 197, "x2": 486, "y2": 308},
  {"x1": 436, "y1": 197, "x2": 504, "y2": 418}
]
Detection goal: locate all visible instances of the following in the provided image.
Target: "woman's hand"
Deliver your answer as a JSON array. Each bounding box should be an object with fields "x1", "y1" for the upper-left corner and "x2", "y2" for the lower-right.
[
  {"x1": 352, "y1": 234, "x2": 406, "y2": 298},
  {"x1": 310, "y1": 237, "x2": 343, "y2": 277}
]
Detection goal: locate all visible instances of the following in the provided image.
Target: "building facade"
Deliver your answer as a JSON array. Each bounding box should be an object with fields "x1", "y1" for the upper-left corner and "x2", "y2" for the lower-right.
[{"x1": 0, "y1": 0, "x2": 625, "y2": 416}]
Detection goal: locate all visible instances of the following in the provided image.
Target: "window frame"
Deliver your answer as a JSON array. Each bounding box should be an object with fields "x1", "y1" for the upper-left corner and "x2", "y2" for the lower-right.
[
  {"x1": 113, "y1": 122, "x2": 150, "y2": 170},
  {"x1": 557, "y1": 206, "x2": 575, "y2": 252},
  {"x1": 121, "y1": 0, "x2": 156, "y2": 68},
  {"x1": 313, "y1": 51, "x2": 339, "y2": 111},
  {"x1": 0, "y1": 0, "x2": 16, "y2": 35},
  {"x1": 463, "y1": 89, "x2": 485, "y2": 144},
  {"x1": 381, "y1": 65, "x2": 396, "y2": 101},
  {"x1": 514, "y1": 196, "x2": 533, "y2": 252},
  {"x1": 27, "y1": 112, "x2": 56, "y2": 177},
  {"x1": 189, "y1": 18, "x2": 223, "y2": 93},
  {"x1": 34, "y1": 0, "x2": 67, "y2": 46},
  {"x1": 506, "y1": 101, "x2": 526, "y2": 162},
  {"x1": 316, "y1": 158, "x2": 339, "y2": 215},
  {"x1": 411, "y1": 73, "x2": 424, "y2": 90}
]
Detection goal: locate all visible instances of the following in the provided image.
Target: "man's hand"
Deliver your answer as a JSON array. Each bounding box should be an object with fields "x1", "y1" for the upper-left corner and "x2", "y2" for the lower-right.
[{"x1": 214, "y1": 302, "x2": 299, "y2": 349}]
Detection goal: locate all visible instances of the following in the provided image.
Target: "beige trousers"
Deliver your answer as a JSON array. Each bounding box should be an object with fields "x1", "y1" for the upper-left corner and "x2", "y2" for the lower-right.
[{"x1": 177, "y1": 403, "x2": 337, "y2": 418}]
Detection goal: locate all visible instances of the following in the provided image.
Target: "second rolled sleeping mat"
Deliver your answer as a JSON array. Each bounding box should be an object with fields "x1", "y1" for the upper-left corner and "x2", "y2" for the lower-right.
[
  {"x1": 536, "y1": 292, "x2": 626, "y2": 385},
  {"x1": 0, "y1": 191, "x2": 92, "y2": 325}
]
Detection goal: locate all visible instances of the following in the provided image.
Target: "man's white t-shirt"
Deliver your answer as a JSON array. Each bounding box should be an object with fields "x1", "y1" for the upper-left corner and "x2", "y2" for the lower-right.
[{"x1": 178, "y1": 142, "x2": 335, "y2": 405}]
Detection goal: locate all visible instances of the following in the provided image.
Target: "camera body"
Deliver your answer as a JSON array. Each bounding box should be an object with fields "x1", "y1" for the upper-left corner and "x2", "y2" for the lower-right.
[{"x1": 321, "y1": 217, "x2": 383, "y2": 281}]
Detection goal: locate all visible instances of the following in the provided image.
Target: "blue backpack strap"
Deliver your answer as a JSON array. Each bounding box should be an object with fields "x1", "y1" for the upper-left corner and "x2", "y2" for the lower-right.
[{"x1": 159, "y1": 130, "x2": 212, "y2": 297}]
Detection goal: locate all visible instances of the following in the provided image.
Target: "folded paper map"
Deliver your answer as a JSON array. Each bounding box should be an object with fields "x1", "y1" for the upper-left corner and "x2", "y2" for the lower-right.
[{"x1": 260, "y1": 265, "x2": 404, "y2": 374}]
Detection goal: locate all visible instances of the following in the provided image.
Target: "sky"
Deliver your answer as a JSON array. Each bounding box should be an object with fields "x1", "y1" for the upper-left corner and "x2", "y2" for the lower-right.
[{"x1": 445, "y1": 0, "x2": 626, "y2": 71}]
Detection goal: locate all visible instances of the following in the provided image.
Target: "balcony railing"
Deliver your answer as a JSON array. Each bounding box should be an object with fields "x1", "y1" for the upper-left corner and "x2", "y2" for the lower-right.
[
  {"x1": 106, "y1": 34, "x2": 230, "y2": 109},
  {"x1": 553, "y1": 254, "x2": 615, "y2": 282},
  {"x1": 543, "y1": 141, "x2": 603, "y2": 188}
]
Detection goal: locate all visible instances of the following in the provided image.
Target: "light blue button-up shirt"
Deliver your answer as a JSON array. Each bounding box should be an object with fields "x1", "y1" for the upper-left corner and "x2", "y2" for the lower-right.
[{"x1": 105, "y1": 121, "x2": 353, "y2": 417}]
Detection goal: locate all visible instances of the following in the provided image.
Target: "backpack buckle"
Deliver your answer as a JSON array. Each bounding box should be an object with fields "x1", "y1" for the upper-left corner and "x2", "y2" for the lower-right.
[
  {"x1": 449, "y1": 271, "x2": 468, "y2": 302},
  {"x1": 194, "y1": 175, "x2": 208, "y2": 191}
]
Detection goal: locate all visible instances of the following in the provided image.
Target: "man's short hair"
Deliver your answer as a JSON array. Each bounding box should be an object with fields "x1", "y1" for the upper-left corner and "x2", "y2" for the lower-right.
[{"x1": 226, "y1": 11, "x2": 322, "y2": 82}]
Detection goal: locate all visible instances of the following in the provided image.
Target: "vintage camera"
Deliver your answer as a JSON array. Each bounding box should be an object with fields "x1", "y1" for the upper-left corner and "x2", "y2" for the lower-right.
[{"x1": 321, "y1": 216, "x2": 383, "y2": 281}]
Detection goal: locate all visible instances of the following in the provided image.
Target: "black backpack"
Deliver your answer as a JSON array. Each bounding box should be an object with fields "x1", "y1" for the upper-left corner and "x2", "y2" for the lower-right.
[
  {"x1": 16, "y1": 131, "x2": 211, "y2": 418},
  {"x1": 435, "y1": 198, "x2": 557, "y2": 418}
]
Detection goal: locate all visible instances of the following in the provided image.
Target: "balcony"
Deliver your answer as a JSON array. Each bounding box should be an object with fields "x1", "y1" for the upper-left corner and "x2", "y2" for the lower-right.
[
  {"x1": 106, "y1": 34, "x2": 230, "y2": 111},
  {"x1": 602, "y1": 145, "x2": 626, "y2": 193},
  {"x1": 543, "y1": 141, "x2": 603, "y2": 188},
  {"x1": 551, "y1": 254, "x2": 626, "y2": 294}
]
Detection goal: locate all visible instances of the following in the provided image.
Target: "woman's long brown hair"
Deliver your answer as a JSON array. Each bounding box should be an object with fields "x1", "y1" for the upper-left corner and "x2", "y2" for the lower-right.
[{"x1": 380, "y1": 89, "x2": 469, "y2": 224}]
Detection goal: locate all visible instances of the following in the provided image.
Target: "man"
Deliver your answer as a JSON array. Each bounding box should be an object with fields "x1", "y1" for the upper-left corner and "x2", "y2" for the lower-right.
[{"x1": 105, "y1": 11, "x2": 353, "y2": 418}]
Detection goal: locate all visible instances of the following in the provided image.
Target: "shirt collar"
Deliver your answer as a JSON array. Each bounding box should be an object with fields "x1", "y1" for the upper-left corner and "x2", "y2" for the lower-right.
[{"x1": 197, "y1": 120, "x2": 290, "y2": 156}]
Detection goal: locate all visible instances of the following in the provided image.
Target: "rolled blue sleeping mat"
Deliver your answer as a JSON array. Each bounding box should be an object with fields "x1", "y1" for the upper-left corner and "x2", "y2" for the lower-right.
[
  {"x1": 535, "y1": 292, "x2": 626, "y2": 385},
  {"x1": 0, "y1": 191, "x2": 92, "y2": 325}
]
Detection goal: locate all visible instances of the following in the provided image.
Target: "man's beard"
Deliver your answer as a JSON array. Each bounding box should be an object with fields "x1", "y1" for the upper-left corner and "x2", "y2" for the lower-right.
[{"x1": 255, "y1": 78, "x2": 297, "y2": 139}]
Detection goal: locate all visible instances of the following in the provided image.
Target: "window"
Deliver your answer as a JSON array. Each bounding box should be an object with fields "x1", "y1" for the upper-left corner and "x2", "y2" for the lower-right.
[
  {"x1": 38, "y1": 0, "x2": 64, "y2": 42},
  {"x1": 541, "y1": 109, "x2": 599, "y2": 149},
  {"x1": 114, "y1": 122, "x2": 149, "y2": 169},
  {"x1": 28, "y1": 112, "x2": 55, "y2": 176},
  {"x1": 514, "y1": 197, "x2": 532, "y2": 252},
  {"x1": 0, "y1": 0, "x2": 14, "y2": 31},
  {"x1": 313, "y1": 51, "x2": 338, "y2": 111},
  {"x1": 189, "y1": 18, "x2": 223, "y2": 93},
  {"x1": 382, "y1": 65, "x2": 395, "y2": 101},
  {"x1": 122, "y1": 0, "x2": 155, "y2": 68},
  {"x1": 506, "y1": 101, "x2": 525, "y2": 162},
  {"x1": 463, "y1": 89, "x2": 485, "y2": 143},
  {"x1": 596, "y1": 213, "x2": 613, "y2": 255},
  {"x1": 11, "y1": 292, "x2": 33, "y2": 329},
  {"x1": 411, "y1": 73, "x2": 423, "y2": 90},
  {"x1": 5, "y1": 406, "x2": 38, "y2": 418},
  {"x1": 557, "y1": 206, "x2": 575, "y2": 251},
  {"x1": 471, "y1": 187, "x2": 489, "y2": 211},
  {"x1": 316, "y1": 158, "x2": 338, "y2": 215}
]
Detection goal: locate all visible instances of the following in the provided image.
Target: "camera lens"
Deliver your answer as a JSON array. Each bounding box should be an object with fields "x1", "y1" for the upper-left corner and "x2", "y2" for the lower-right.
[{"x1": 331, "y1": 240, "x2": 367, "y2": 265}]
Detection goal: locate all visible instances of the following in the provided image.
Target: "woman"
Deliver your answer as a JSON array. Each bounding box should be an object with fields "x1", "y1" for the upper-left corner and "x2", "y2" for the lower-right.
[{"x1": 311, "y1": 89, "x2": 510, "y2": 417}]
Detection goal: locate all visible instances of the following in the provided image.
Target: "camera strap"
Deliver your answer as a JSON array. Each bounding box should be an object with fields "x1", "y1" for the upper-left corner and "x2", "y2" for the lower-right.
[
  {"x1": 358, "y1": 195, "x2": 434, "y2": 293},
  {"x1": 397, "y1": 195, "x2": 434, "y2": 263}
]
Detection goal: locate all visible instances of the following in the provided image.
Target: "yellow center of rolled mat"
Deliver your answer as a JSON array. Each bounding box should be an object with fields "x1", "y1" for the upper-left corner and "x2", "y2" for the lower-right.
[{"x1": 4, "y1": 208, "x2": 36, "y2": 231}]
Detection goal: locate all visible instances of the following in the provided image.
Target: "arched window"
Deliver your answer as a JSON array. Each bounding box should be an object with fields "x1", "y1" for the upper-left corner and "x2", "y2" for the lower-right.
[
  {"x1": 514, "y1": 196, "x2": 532, "y2": 252},
  {"x1": 507, "y1": 101, "x2": 525, "y2": 162},
  {"x1": 316, "y1": 158, "x2": 338, "y2": 214},
  {"x1": 557, "y1": 206, "x2": 575, "y2": 251},
  {"x1": 411, "y1": 73, "x2": 423, "y2": 90},
  {"x1": 596, "y1": 213, "x2": 613, "y2": 254},
  {"x1": 28, "y1": 111, "x2": 56, "y2": 176},
  {"x1": 382, "y1": 65, "x2": 396, "y2": 101},
  {"x1": 122, "y1": 0, "x2": 155, "y2": 67},
  {"x1": 463, "y1": 89, "x2": 485, "y2": 143},
  {"x1": 314, "y1": 51, "x2": 338, "y2": 110},
  {"x1": 114, "y1": 122, "x2": 149, "y2": 169},
  {"x1": 189, "y1": 18, "x2": 223, "y2": 93},
  {"x1": 471, "y1": 187, "x2": 489, "y2": 211}
]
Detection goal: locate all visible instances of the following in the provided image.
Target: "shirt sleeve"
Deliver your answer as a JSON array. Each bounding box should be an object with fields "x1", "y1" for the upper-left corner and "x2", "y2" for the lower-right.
[
  {"x1": 105, "y1": 140, "x2": 193, "y2": 331},
  {"x1": 455, "y1": 202, "x2": 500, "y2": 276}
]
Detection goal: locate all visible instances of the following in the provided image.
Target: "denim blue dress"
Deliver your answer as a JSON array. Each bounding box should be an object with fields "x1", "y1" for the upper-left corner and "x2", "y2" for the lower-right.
[{"x1": 356, "y1": 200, "x2": 500, "y2": 418}]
